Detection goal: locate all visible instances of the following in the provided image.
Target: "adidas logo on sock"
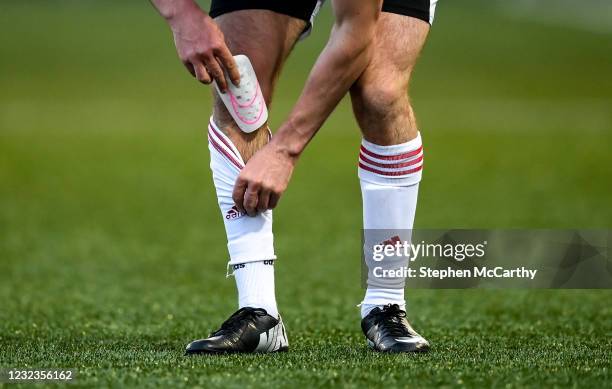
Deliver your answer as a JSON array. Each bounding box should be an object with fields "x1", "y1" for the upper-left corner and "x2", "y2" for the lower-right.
[
  {"x1": 225, "y1": 205, "x2": 245, "y2": 220},
  {"x1": 232, "y1": 260, "x2": 274, "y2": 272},
  {"x1": 382, "y1": 235, "x2": 401, "y2": 246},
  {"x1": 232, "y1": 263, "x2": 246, "y2": 271}
]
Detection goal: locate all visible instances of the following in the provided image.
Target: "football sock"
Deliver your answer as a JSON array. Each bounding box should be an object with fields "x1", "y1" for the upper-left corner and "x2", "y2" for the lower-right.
[
  {"x1": 207, "y1": 117, "x2": 278, "y2": 317},
  {"x1": 358, "y1": 133, "x2": 423, "y2": 318},
  {"x1": 232, "y1": 260, "x2": 278, "y2": 318}
]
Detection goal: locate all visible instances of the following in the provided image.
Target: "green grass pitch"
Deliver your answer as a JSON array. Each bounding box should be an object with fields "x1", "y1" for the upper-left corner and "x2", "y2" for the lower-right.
[{"x1": 1, "y1": 1, "x2": 611, "y2": 387}]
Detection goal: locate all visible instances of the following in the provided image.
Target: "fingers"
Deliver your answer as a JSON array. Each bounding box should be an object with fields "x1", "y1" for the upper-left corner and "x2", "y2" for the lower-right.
[
  {"x1": 183, "y1": 62, "x2": 196, "y2": 78},
  {"x1": 233, "y1": 176, "x2": 261, "y2": 217},
  {"x1": 182, "y1": 45, "x2": 236, "y2": 90},
  {"x1": 268, "y1": 193, "x2": 280, "y2": 210},
  {"x1": 243, "y1": 185, "x2": 260, "y2": 217},
  {"x1": 192, "y1": 62, "x2": 211, "y2": 84},
  {"x1": 233, "y1": 176, "x2": 281, "y2": 216},
  {"x1": 204, "y1": 55, "x2": 227, "y2": 92},
  {"x1": 216, "y1": 45, "x2": 241, "y2": 87},
  {"x1": 185, "y1": 57, "x2": 230, "y2": 90},
  {"x1": 257, "y1": 189, "x2": 271, "y2": 213},
  {"x1": 232, "y1": 177, "x2": 248, "y2": 214}
]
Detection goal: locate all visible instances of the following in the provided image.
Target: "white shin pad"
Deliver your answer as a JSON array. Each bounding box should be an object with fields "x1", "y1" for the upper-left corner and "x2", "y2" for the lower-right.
[{"x1": 213, "y1": 55, "x2": 268, "y2": 133}]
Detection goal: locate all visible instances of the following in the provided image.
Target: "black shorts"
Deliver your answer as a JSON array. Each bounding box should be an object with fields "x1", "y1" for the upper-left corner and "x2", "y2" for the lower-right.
[{"x1": 210, "y1": 0, "x2": 437, "y2": 34}]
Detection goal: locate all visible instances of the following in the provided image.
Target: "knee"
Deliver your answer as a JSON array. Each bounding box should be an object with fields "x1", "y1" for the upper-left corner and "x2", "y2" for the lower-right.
[
  {"x1": 350, "y1": 76, "x2": 419, "y2": 144},
  {"x1": 351, "y1": 82, "x2": 409, "y2": 122}
]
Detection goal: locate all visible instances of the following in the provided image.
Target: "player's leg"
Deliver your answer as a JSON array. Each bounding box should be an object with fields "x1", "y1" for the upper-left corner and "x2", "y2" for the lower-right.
[
  {"x1": 212, "y1": 10, "x2": 308, "y2": 161},
  {"x1": 187, "y1": 7, "x2": 312, "y2": 355},
  {"x1": 350, "y1": 2, "x2": 436, "y2": 353},
  {"x1": 210, "y1": 9, "x2": 305, "y2": 314}
]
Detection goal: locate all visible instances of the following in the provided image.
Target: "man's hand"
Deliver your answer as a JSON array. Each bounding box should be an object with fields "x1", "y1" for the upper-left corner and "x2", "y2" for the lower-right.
[
  {"x1": 150, "y1": 0, "x2": 240, "y2": 91},
  {"x1": 232, "y1": 140, "x2": 297, "y2": 216}
]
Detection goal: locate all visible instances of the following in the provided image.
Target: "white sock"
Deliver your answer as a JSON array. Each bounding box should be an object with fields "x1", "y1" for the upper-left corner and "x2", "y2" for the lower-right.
[
  {"x1": 233, "y1": 260, "x2": 278, "y2": 318},
  {"x1": 358, "y1": 133, "x2": 423, "y2": 318},
  {"x1": 207, "y1": 118, "x2": 278, "y2": 317}
]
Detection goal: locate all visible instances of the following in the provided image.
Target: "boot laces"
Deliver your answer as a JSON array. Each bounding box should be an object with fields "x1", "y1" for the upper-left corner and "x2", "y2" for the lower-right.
[
  {"x1": 213, "y1": 307, "x2": 268, "y2": 336},
  {"x1": 377, "y1": 304, "x2": 410, "y2": 337}
]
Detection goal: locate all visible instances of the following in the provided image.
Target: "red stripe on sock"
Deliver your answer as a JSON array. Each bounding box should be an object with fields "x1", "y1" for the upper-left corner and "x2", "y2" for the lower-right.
[
  {"x1": 358, "y1": 162, "x2": 422, "y2": 176},
  {"x1": 360, "y1": 145, "x2": 423, "y2": 161},
  {"x1": 359, "y1": 153, "x2": 423, "y2": 169},
  {"x1": 209, "y1": 135, "x2": 244, "y2": 170},
  {"x1": 209, "y1": 123, "x2": 241, "y2": 161}
]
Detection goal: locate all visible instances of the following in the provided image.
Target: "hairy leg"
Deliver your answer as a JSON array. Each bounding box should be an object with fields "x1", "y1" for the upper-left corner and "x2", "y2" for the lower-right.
[
  {"x1": 350, "y1": 13, "x2": 429, "y2": 145},
  {"x1": 354, "y1": 14, "x2": 431, "y2": 321},
  {"x1": 203, "y1": 10, "x2": 305, "y2": 324},
  {"x1": 213, "y1": 10, "x2": 305, "y2": 161}
]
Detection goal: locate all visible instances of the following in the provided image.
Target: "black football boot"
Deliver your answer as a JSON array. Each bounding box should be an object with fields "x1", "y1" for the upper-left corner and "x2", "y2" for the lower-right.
[
  {"x1": 361, "y1": 304, "x2": 429, "y2": 353},
  {"x1": 185, "y1": 307, "x2": 288, "y2": 355}
]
